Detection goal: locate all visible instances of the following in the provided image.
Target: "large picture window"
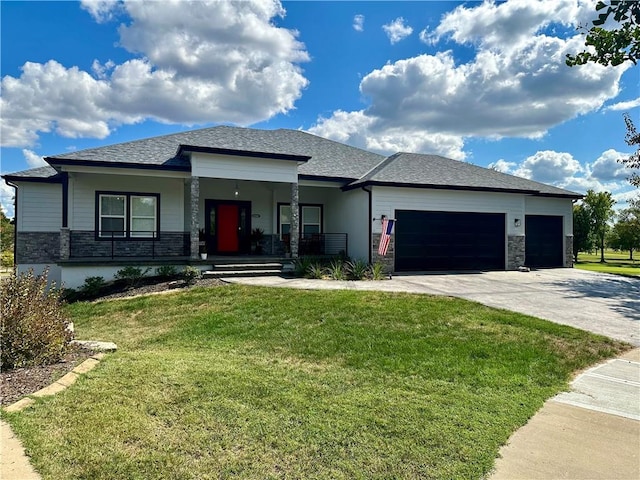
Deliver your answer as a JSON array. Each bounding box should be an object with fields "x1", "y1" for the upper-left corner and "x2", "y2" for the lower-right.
[
  {"x1": 97, "y1": 192, "x2": 159, "y2": 239},
  {"x1": 278, "y1": 203, "x2": 323, "y2": 238}
]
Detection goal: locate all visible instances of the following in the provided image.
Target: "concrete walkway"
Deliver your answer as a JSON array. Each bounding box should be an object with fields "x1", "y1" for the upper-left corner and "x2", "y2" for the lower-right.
[
  {"x1": 0, "y1": 420, "x2": 40, "y2": 480},
  {"x1": 491, "y1": 348, "x2": 640, "y2": 479}
]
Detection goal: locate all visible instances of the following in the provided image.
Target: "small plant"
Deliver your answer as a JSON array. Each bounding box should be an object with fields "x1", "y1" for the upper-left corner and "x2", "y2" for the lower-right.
[
  {"x1": 81, "y1": 276, "x2": 106, "y2": 297},
  {"x1": 1, "y1": 268, "x2": 74, "y2": 369},
  {"x1": 306, "y1": 263, "x2": 325, "y2": 279},
  {"x1": 156, "y1": 265, "x2": 178, "y2": 279},
  {"x1": 293, "y1": 257, "x2": 313, "y2": 277},
  {"x1": 347, "y1": 259, "x2": 369, "y2": 280},
  {"x1": 327, "y1": 260, "x2": 346, "y2": 280},
  {"x1": 182, "y1": 266, "x2": 201, "y2": 285},
  {"x1": 369, "y1": 262, "x2": 386, "y2": 280},
  {"x1": 1, "y1": 250, "x2": 14, "y2": 268},
  {"x1": 115, "y1": 266, "x2": 151, "y2": 288}
]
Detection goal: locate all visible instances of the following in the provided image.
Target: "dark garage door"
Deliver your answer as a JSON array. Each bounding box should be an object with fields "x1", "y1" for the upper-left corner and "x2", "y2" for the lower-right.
[
  {"x1": 395, "y1": 210, "x2": 505, "y2": 271},
  {"x1": 525, "y1": 215, "x2": 563, "y2": 268}
]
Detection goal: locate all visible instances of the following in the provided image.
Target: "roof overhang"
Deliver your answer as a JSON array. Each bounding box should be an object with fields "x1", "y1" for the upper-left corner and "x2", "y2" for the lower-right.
[
  {"x1": 177, "y1": 145, "x2": 311, "y2": 163},
  {"x1": 44, "y1": 158, "x2": 191, "y2": 172}
]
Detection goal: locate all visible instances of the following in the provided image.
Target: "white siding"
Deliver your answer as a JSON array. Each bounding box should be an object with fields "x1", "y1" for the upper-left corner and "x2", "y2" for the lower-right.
[
  {"x1": 70, "y1": 173, "x2": 184, "y2": 231},
  {"x1": 16, "y1": 182, "x2": 62, "y2": 232},
  {"x1": 192, "y1": 152, "x2": 299, "y2": 183},
  {"x1": 525, "y1": 196, "x2": 574, "y2": 235},
  {"x1": 372, "y1": 187, "x2": 526, "y2": 236},
  {"x1": 326, "y1": 189, "x2": 369, "y2": 260}
]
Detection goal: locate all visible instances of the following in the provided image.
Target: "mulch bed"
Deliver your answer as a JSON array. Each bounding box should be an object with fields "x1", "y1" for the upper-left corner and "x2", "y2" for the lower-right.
[{"x1": 1, "y1": 276, "x2": 226, "y2": 407}]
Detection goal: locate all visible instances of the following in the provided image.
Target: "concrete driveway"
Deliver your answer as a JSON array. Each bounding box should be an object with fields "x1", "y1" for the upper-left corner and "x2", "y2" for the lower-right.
[{"x1": 228, "y1": 268, "x2": 640, "y2": 346}]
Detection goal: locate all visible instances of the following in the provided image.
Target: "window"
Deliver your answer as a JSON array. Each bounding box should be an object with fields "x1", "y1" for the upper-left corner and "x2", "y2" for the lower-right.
[
  {"x1": 97, "y1": 192, "x2": 159, "y2": 239},
  {"x1": 279, "y1": 204, "x2": 322, "y2": 238}
]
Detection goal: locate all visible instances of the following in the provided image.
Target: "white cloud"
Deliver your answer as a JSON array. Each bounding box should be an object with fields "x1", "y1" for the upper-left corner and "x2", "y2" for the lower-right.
[
  {"x1": 80, "y1": 0, "x2": 121, "y2": 23},
  {"x1": 488, "y1": 159, "x2": 517, "y2": 173},
  {"x1": 311, "y1": 0, "x2": 627, "y2": 160},
  {"x1": 353, "y1": 14, "x2": 364, "y2": 32},
  {"x1": 589, "y1": 149, "x2": 633, "y2": 182},
  {"x1": 605, "y1": 97, "x2": 640, "y2": 112},
  {"x1": 0, "y1": 182, "x2": 16, "y2": 219},
  {"x1": 22, "y1": 149, "x2": 47, "y2": 168},
  {"x1": 515, "y1": 150, "x2": 583, "y2": 183},
  {"x1": 1, "y1": 0, "x2": 309, "y2": 147},
  {"x1": 382, "y1": 17, "x2": 413, "y2": 44}
]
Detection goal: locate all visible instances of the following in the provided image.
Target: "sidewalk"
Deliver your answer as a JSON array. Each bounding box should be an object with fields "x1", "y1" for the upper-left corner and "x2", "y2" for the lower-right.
[
  {"x1": 0, "y1": 419, "x2": 40, "y2": 480},
  {"x1": 490, "y1": 348, "x2": 640, "y2": 479}
]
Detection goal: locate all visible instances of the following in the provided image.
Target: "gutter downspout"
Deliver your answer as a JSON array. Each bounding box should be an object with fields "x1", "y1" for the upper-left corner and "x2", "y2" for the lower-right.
[{"x1": 362, "y1": 186, "x2": 372, "y2": 264}]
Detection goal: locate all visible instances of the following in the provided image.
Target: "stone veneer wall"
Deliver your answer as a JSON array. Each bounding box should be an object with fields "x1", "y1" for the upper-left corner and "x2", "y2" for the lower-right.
[
  {"x1": 69, "y1": 232, "x2": 189, "y2": 258},
  {"x1": 507, "y1": 235, "x2": 525, "y2": 270},
  {"x1": 16, "y1": 232, "x2": 60, "y2": 264},
  {"x1": 565, "y1": 235, "x2": 574, "y2": 267},
  {"x1": 371, "y1": 233, "x2": 394, "y2": 273}
]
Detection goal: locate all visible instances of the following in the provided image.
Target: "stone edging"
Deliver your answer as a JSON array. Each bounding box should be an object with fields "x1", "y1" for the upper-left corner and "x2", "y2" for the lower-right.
[{"x1": 3, "y1": 341, "x2": 117, "y2": 414}]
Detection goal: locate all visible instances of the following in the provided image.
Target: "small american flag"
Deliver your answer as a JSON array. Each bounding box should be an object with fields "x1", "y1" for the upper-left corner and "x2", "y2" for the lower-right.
[{"x1": 378, "y1": 217, "x2": 395, "y2": 256}]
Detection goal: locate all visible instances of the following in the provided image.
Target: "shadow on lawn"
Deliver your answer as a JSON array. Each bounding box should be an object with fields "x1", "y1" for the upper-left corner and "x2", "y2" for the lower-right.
[{"x1": 549, "y1": 273, "x2": 640, "y2": 322}]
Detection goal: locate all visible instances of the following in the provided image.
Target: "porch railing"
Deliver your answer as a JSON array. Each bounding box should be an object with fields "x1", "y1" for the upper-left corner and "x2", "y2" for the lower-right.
[
  {"x1": 298, "y1": 233, "x2": 348, "y2": 257},
  {"x1": 69, "y1": 231, "x2": 190, "y2": 259}
]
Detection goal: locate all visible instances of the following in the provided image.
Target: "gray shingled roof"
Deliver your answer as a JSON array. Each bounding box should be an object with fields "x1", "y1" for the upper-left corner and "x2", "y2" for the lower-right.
[
  {"x1": 2, "y1": 165, "x2": 61, "y2": 181},
  {"x1": 347, "y1": 152, "x2": 582, "y2": 198},
  {"x1": 45, "y1": 126, "x2": 385, "y2": 180},
  {"x1": 3, "y1": 127, "x2": 580, "y2": 198}
]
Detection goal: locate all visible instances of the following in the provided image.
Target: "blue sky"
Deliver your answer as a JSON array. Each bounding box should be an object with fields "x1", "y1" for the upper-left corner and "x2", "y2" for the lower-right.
[{"x1": 1, "y1": 0, "x2": 638, "y2": 217}]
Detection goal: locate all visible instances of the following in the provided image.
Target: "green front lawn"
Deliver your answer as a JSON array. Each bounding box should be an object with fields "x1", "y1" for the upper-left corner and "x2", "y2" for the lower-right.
[
  {"x1": 3, "y1": 285, "x2": 628, "y2": 479},
  {"x1": 575, "y1": 250, "x2": 639, "y2": 277}
]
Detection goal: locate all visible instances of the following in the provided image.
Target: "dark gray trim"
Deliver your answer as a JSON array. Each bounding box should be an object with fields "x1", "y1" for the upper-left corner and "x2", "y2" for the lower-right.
[
  {"x1": 178, "y1": 144, "x2": 311, "y2": 162},
  {"x1": 2, "y1": 174, "x2": 63, "y2": 183},
  {"x1": 46, "y1": 158, "x2": 191, "y2": 172},
  {"x1": 299, "y1": 174, "x2": 355, "y2": 183},
  {"x1": 341, "y1": 180, "x2": 579, "y2": 197},
  {"x1": 61, "y1": 173, "x2": 69, "y2": 228}
]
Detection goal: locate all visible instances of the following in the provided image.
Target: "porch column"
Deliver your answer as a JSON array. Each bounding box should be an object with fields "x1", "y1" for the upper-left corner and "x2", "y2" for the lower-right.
[
  {"x1": 290, "y1": 181, "x2": 299, "y2": 258},
  {"x1": 190, "y1": 176, "x2": 200, "y2": 260}
]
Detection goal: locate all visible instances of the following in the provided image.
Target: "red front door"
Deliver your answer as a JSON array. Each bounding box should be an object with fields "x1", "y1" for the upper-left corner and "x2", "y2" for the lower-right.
[{"x1": 217, "y1": 204, "x2": 239, "y2": 252}]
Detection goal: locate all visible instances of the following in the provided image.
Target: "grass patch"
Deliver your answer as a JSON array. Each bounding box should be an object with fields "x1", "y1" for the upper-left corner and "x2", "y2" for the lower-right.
[
  {"x1": 575, "y1": 250, "x2": 639, "y2": 277},
  {"x1": 3, "y1": 285, "x2": 628, "y2": 479}
]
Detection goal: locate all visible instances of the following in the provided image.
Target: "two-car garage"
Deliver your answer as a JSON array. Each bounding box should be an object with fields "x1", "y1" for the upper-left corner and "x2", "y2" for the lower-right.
[{"x1": 393, "y1": 210, "x2": 565, "y2": 272}]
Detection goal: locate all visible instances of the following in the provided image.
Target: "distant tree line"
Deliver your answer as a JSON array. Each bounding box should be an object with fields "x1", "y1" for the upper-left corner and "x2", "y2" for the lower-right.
[{"x1": 574, "y1": 191, "x2": 640, "y2": 262}]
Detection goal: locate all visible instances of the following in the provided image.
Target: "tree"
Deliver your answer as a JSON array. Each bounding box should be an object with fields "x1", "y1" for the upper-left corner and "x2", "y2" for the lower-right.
[
  {"x1": 583, "y1": 190, "x2": 616, "y2": 262},
  {"x1": 0, "y1": 210, "x2": 15, "y2": 268},
  {"x1": 621, "y1": 113, "x2": 640, "y2": 188},
  {"x1": 608, "y1": 200, "x2": 640, "y2": 259},
  {"x1": 566, "y1": 1, "x2": 640, "y2": 67},
  {"x1": 573, "y1": 203, "x2": 593, "y2": 261}
]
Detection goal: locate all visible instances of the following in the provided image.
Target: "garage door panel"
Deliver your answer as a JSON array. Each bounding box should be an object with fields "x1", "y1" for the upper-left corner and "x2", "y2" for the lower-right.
[
  {"x1": 525, "y1": 215, "x2": 563, "y2": 268},
  {"x1": 395, "y1": 210, "x2": 505, "y2": 271}
]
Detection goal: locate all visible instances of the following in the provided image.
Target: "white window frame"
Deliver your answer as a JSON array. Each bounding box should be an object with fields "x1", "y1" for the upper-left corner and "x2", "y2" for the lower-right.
[
  {"x1": 278, "y1": 203, "x2": 323, "y2": 239},
  {"x1": 130, "y1": 195, "x2": 158, "y2": 238},
  {"x1": 99, "y1": 194, "x2": 126, "y2": 238},
  {"x1": 97, "y1": 192, "x2": 159, "y2": 239}
]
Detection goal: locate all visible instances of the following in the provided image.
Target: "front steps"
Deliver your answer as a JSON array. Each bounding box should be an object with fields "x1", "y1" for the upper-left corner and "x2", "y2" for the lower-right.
[{"x1": 202, "y1": 257, "x2": 294, "y2": 279}]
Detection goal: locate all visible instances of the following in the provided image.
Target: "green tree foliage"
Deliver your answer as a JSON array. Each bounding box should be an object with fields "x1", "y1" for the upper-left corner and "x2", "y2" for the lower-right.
[
  {"x1": 621, "y1": 113, "x2": 640, "y2": 188},
  {"x1": 608, "y1": 200, "x2": 640, "y2": 259},
  {"x1": 583, "y1": 190, "x2": 616, "y2": 262},
  {"x1": 0, "y1": 210, "x2": 15, "y2": 268},
  {"x1": 566, "y1": 1, "x2": 640, "y2": 67},
  {"x1": 573, "y1": 203, "x2": 594, "y2": 261}
]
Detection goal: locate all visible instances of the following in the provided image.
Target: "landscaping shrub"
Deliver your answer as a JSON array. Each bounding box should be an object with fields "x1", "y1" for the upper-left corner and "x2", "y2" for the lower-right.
[
  {"x1": 156, "y1": 265, "x2": 178, "y2": 279},
  {"x1": 1, "y1": 250, "x2": 14, "y2": 269},
  {"x1": 327, "y1": 260, "x2": 346, "y2": 280},
  {"x1": 115, "y1": 266, "x2": 151, "y2": 288},
  {"x1": 347, "y1": 259, "x2": 369, "y2": 280},
  {"x1": 182, "y1": 266, "x2": 201, "y2": 285},
  {"x1": 369, "y1": 262, "x2": 386, "y2": 280},
  {"x1": 81, "y1": 276, "x2": 106, "y2": 298},
  {"x1": 306, "y1": 263, "x2": 325, "y2": 279},
  {"x1": 0, "y1": 268, "x2": 73, "y2": 370},
  {"x1": 293, "y1": 257, "x2": 313, "y2": 277}
]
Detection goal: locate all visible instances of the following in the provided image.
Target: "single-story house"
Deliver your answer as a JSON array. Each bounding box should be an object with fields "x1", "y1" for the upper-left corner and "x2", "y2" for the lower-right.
[{"x1": 2, "y1": 126, "x2": 581, "y2": 289}]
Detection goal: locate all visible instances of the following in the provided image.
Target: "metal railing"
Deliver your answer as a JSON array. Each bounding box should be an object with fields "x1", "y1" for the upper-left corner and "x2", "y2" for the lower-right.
[{"x1": 298, "y1": 233, "x2": 348, "y2": 257}]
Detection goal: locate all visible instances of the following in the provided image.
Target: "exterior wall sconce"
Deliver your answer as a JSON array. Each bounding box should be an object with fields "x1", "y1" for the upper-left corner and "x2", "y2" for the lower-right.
[{"x1": 514, "y1": 218, "x2": 521, "y2": 227}]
